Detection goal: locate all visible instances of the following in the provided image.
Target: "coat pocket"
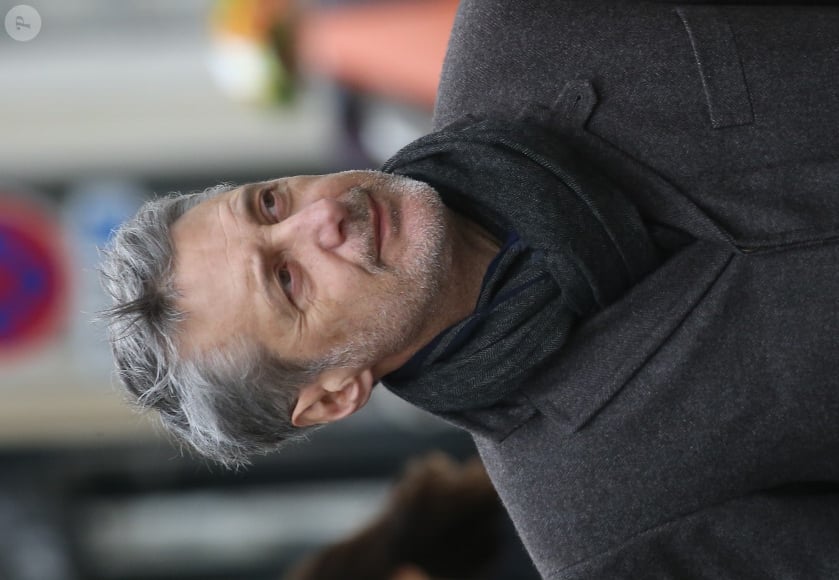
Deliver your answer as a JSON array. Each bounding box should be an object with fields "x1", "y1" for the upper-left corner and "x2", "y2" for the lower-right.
[{"x1": 676, "y1": 6, "x2": 754, "y2": 130}]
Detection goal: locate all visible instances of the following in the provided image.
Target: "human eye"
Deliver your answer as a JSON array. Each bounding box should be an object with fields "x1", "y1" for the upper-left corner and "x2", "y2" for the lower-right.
[
  {"x1": 259, "y1": 185, "x2": 282, "y2": 223},
  {"x1": 277, "y1": 265, "x2": 295, "y2": 303}
]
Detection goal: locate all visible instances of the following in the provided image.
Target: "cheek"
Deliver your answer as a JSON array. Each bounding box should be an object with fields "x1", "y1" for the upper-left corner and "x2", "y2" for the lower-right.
[
  {"x1": 313, "y1": 280, "x2": 384, "y2": 337},
  {"x1": 317, "y1": 268, "x2": 372, "y2": 305}
]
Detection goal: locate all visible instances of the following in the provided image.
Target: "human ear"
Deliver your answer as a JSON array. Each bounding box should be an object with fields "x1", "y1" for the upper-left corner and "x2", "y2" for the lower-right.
[{"x1": 291, "y1": 368, "x2": 375, "y2": 427}]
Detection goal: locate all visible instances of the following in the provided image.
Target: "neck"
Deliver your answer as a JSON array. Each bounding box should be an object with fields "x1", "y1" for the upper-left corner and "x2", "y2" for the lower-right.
[
  {"x1": 447, "y1": 209, "x2": 502, "y2": 310},
  {"x1": 372, "y1": 209, "x2": 500, "y2": 378}
]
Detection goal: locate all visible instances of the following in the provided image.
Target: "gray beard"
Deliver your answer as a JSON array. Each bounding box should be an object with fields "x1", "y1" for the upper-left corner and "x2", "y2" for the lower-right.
[{"x1": 320, "y1": 172, "x2": 449, "y2": 371}]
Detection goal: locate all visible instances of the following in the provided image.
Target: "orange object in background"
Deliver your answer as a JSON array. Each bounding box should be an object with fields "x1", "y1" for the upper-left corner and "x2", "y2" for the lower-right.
[
  {"x1": 211, "y1": 0, "x2": 294, "y2": 42},
  {"x1": 298, "y1": 0, "x2": 459, "y2": 110}
]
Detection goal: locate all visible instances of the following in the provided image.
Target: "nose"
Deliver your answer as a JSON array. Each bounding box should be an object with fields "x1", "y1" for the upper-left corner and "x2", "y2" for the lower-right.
[{"x1": 278, "y1": 197, "x2": 348, "y2": 250}]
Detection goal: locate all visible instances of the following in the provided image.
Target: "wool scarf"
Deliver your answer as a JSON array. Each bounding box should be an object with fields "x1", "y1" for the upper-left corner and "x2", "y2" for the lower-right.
[{"x1": 380, "y1": 116, "x2": 660, "y2": 414}]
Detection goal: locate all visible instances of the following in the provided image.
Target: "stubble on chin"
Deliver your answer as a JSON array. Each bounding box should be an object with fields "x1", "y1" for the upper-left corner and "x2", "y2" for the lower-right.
[{"x1": 321, "y1": 173, "x2": 451, "y2": 371}]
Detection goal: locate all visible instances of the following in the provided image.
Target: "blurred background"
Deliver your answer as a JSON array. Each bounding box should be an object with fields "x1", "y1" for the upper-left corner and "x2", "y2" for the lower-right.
[{"x1": 0, "y1": 1, "x2": 539, "y2": 579}]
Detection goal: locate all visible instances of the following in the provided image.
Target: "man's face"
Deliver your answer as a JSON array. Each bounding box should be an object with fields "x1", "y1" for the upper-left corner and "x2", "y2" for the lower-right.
[{"x1": 171, "y1": 170, "x2": 451, "y2": 376}]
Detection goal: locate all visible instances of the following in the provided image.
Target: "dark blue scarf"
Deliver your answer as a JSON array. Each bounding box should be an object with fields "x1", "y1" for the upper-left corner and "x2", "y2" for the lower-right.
[{"x1": 380, "y1": 117, "x2": 660, "y2": 414}]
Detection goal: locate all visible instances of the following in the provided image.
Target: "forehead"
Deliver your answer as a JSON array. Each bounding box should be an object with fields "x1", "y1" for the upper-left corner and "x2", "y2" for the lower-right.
[
  {"x1": 171, "y1": 186, "x2": 245, "y2": 273},
  {"x1": 170, "y1": 185, "x2": 255, "y2": 355},
  {"x1": 172, "y1": 184, "x2": 238, "y2": 240}
]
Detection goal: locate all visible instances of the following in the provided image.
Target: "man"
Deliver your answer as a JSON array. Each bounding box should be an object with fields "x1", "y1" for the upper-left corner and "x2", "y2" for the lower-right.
[{"x1": 102, "y1": 1, "x2": 839, "y2": 578}]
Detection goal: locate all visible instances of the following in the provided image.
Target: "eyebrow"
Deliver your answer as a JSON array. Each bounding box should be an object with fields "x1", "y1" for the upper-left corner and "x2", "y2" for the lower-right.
[{"x1": 237, "y1": 182, "x2": 262, "y2": 224}]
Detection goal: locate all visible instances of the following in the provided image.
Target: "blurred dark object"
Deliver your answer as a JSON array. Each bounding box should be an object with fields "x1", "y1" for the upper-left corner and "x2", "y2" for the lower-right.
[
  {"x1": 298, "y1": 0, "x2": 457, "y2": 167},
  {"x1": 0, "y1": 488, "x2": 77, "y2": 580},
  {"x1": 285, "y1": 453, "x2": 539, "y2": 580}
]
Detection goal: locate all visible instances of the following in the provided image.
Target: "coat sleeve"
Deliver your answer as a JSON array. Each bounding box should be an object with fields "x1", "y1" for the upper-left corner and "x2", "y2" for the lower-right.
[{"x1": 560, "y1": 488, "x2": 839, "y2": 580}]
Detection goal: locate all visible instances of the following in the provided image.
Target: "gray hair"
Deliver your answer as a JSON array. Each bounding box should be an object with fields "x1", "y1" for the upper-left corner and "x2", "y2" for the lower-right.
[{"x1": 99, "y1": 183, "x2": 320, "y2": 468}]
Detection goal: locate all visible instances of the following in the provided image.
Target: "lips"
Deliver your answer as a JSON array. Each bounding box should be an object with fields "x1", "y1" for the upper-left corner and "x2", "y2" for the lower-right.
[{"x1": 369, "y1": 194, "x2": 385, "y2": 261}]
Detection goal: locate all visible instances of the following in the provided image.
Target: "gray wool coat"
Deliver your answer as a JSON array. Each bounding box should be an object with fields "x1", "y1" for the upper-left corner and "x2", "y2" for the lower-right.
[{"x1": 428, "y1": 1, "x2": 839, "y2": 578}]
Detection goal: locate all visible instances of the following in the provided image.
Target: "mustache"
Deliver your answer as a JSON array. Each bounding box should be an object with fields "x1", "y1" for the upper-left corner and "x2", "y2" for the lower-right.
[
  {"x1": 344, "y1": 186, "x2": 384, "y2": 272},
  {"x1": 345, "y1": 186, "x2": 370, "y2": 222}
]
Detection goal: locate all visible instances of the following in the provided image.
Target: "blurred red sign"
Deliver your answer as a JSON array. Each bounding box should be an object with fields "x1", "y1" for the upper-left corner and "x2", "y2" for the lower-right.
[{"x1": 0, "y1": 196, "x2": 68, "y2": 359}]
